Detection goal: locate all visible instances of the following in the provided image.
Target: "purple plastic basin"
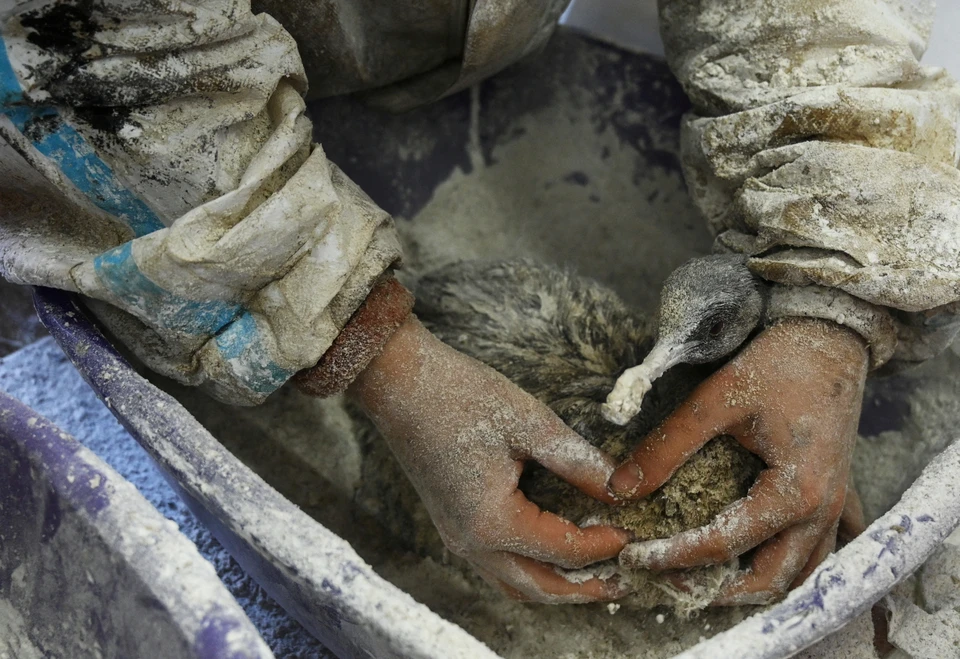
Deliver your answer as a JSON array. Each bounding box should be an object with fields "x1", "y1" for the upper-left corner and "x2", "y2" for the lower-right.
[
  {"x1": 24, "y1": 30, "x2": 960, "y2": 659},
  {"x1": 33, "y1": 274, "x2": 960, "y2": 659},
  {"x1": 0, "y1": 388, "x2": 272, "y2": 659}
]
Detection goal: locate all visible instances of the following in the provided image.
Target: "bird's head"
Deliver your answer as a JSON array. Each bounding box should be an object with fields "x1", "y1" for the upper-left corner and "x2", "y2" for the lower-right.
[
  {"x1": 603, "y1": 255, "x2": 768, "y2": 425},
  {"x1": 648, "y1": 254, "x2": 767, "y2": 376}
]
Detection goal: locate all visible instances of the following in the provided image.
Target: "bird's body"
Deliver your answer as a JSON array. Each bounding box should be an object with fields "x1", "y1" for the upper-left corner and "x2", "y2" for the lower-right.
[{"x1": 413, "y1": 258, "x2": 762, "y2": 539}]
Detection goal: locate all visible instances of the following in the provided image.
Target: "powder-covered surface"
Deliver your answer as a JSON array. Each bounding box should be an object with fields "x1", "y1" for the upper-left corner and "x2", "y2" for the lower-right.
[
  {"x1": 313, "y1": 31, "x2": 960, "y2": 654},
  {"x1": 0, "y1": 597, "x2": 43, "y2": 659},
  {"x1": 0, "y1": 342, "x2": 334, "y2": 659},
  {"x1": 796, "y1": 611, "x2": 879, "y2": 659},
  {"x1": 8, "y1": 335, "x2": 952, "y2": 658},
  {"x1": 885, "y1": 533, "x2": 960, "y2": 658},
  {"x1": 130, "y1": 35, "x2": 960, "y2": 656},
  {"x1": 312, "y1": 32, "x2": 711, "y2": 313},
  {"x1": 0, "y1": 280, "x2": 45, "y2": 359},
  {"x1": 854, "y1": 341, "x2": 960, "y2": 525},
  {"x1": 3, "y1": 30, "x2": 959, "y2": 659},
  {"x1": 398, "y1": 82, "x2": 707, "y2": 313},
  {"x1": 143, "y1": 332, "x2": 960, "y2": 658}
]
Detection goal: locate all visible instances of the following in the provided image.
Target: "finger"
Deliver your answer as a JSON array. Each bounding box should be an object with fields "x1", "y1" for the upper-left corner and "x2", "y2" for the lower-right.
[
  {"x1": 619, "y1": 469, "x2": 797, "y2": 571},
  {"x1": 526, "y1": 425, "x2": 619, "y2": 505},
  {"x1": 789, "y1": 521, "x2": 838, "y2": 589},
  {"x1": 838, "y1": 479, "x2": 866, "y2": 544},
  {"x1": 501, "y1": 489, "x2": 630, "y2": 569},
  {"x1": 609, "y1": 374, "x2": 743, "y2": 499},
  {"x1": 713, "y1": 522, "x2": 824, "y2": 606},
  {"x1": 478, "y1": 552, "x2": 631, "y2": 604},
  {"x1": 473, "y1": 565, "x2": 531, "y2": 602}
]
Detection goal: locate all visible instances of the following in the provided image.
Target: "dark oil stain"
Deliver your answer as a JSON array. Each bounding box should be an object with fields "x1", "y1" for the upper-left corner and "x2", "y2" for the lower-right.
[
  {"x1": 74, "y1": 106, "x2": 136, "y2": 137},
  {"x1": 563, "y1": 171, "x2": 590, "y2": 186},
  {"x1": 21, "y1": 1, "x2": 96, "y2": 58},
  {"x1": 21, "y1": 112, "x2": 62, "y2": 142}
]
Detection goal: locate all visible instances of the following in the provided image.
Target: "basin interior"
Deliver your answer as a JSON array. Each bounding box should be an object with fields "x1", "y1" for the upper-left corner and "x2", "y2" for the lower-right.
[
  {"x1": 115, "y1": 32, "x2": 960, "y2": 659},
  {"x1": 0, "y1": 409, "x2": 198, "y2": 658}
]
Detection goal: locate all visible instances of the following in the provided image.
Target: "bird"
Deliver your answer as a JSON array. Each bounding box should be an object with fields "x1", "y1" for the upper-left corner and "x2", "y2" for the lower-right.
[
  {"x1": 406, "y1": 257, "x2": 765, "y2": 610},
  {"x1": 412, "y1": 257, "x2": 764, "y2": 540},
  {"x1": 602, "y1": 254, "x2": 767, "y2": 425}
]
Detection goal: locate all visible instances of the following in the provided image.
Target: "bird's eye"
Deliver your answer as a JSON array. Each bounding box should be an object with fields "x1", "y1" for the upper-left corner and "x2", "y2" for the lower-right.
[{"x1": 709, "y1": 321, "x2": 724, "y2": 337}]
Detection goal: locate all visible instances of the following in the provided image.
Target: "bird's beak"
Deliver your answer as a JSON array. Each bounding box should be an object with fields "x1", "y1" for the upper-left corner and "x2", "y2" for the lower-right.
[
  {"x1": 634, "y1": 339, "x2": 691, "y2": 384},
  {"x1": 602, "y1": 339, "x2": 692, "y2": 426}
]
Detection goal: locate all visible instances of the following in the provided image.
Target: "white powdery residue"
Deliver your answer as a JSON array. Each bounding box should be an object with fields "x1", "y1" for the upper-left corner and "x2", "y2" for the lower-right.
[
  {"x1": 118, "y1": 124, "x2": 143, "y2": 140},
  {"x1": 559, "y1": 563, "x2": 621, "y2": 585},
  {"x1": 0, "y1": 598, "x2": 44, "y2": 659},
  {"x1": 620, "y1": 539, "x2": 671, "y2": 569},
  {"x1": 401, "y1": 81, "x2": 710, "y2": 313}
]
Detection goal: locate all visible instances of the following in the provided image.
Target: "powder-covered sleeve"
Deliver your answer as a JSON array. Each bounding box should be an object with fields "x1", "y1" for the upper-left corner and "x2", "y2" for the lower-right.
[
  {"x1": 660, "y1": 0, "x2": 960, "y2": 369},
  {"x1": 0, "y1": 0, "x2": 401, "y2": 405},
  {"x1": 265, "y1": 0, "x2": 570, "y2": 111}
]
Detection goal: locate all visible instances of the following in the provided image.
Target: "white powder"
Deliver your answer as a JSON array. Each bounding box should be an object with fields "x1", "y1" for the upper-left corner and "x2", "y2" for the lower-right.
[
  {"x1": 4, "y1": 33, "x2": 958, "y2": 659},
  {"x1": 0, "y1": 599, "x2": 43, "y2": 659},
  {"x1": 399, "y1": 84, "x2": 709, "y2": 313}
]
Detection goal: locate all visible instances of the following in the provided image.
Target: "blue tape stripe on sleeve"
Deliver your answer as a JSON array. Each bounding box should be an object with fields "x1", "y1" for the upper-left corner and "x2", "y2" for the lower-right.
[
  {"x1": 94, "y1": 242, "x2": 242, "y2": 336},
  {"x1": 2, "y1": 34, "x2": 162, "y2": 236},
  {"x1": 96, "y1": 239, "x2": 294, "y2": 398},
  {"x1": 6, "y1": 106, "x2": 165, "y2": 237},
  {"x1": 0, "y1": 34, "x2": 24, "y2": 106},
  {"x1": 215, "y1": 312, "x2": 296, "y2": 396},
  {"x1": 5, "y1": 35, "x2": 292, "y2": 398}
]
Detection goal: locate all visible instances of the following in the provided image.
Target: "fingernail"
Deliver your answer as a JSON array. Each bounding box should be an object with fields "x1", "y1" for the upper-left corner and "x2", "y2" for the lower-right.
[
  {"x1": 615, "y1": 526, "x2": 636, "y2": 544},
  {"x1": 619, "y1": 539, "x2": 669, "y2": 570},
  {"x1": 608, "y1": 461, "x2": 644, "y2": 498}
]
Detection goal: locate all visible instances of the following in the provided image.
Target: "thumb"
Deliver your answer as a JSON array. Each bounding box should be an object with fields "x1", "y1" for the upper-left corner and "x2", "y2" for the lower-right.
[{"x1": 609, "y1": 374, "x2": 741, "y2": 499}]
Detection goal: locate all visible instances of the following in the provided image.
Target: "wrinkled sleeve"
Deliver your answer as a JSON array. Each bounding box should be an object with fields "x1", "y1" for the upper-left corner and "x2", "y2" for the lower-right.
[
  {"x1": 660, "y1": 0, "x2": 960, "y2": 369},
  {"x1": 254, "y1": 0, "x2": 570, "y2": 110},
  {"x1": 0, "y1": 0, "x2": 403, "y2": 404}
]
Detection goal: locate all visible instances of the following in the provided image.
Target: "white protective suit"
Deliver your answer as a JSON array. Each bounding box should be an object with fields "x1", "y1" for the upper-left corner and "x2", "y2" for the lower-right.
[{"x1": 0, "y1": 0, "x2": 958, "y2": 405}]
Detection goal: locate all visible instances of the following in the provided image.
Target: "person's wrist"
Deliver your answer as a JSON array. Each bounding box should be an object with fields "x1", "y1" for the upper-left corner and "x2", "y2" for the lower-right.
[
  {"x1": 348, "y1": 315, "x2": 437, "y2": 422},
  {"x1": 295, "y1": 277, "x2": 415, "y2": 398},
  {"x1": 767, "y1": 317, "x2": 869, "y2": 377}
]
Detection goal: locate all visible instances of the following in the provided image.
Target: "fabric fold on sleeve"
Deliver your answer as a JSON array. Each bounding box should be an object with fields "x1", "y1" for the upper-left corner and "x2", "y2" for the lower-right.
[
  {"x1": 660, "y1": 0, "x2": 960, "y2": 369},
  {"x1": 0, "y1": 0, "x2": 402, "y2": 405}
]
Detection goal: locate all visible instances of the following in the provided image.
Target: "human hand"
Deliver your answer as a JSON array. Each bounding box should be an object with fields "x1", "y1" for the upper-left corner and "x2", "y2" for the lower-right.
[
  {"x1": 350, "y1": 316, "x2": 631, "y2": 603},
  {"x1": 611, "y1": 318, "x2": 868, "y2": 605}
]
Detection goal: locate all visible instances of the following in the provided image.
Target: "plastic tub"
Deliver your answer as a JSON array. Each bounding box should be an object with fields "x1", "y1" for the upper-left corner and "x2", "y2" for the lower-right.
[
  {"x1": 0, "y1": 389, "x2": 272, "y2": 659},
  {"x1": 29, "y1": 29, "x2": 960, "y2": 658}
]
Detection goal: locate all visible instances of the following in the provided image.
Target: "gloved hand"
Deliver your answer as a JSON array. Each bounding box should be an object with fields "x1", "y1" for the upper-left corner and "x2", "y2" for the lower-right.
[
  {"x1": 350, "y1": 316, "x2": 631, "y2": 603},
  {"x1": 612, "y1": 318, "x2": 868, "y2": 605}
]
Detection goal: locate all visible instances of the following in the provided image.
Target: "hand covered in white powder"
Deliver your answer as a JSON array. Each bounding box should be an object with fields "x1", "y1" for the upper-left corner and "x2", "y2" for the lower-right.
[
  {"x1": 611, "y1": 318, "x2": 868, "y2": 605},
  {"x1": 350, "y1": 316, "x2": 631, "y2": 603}
]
